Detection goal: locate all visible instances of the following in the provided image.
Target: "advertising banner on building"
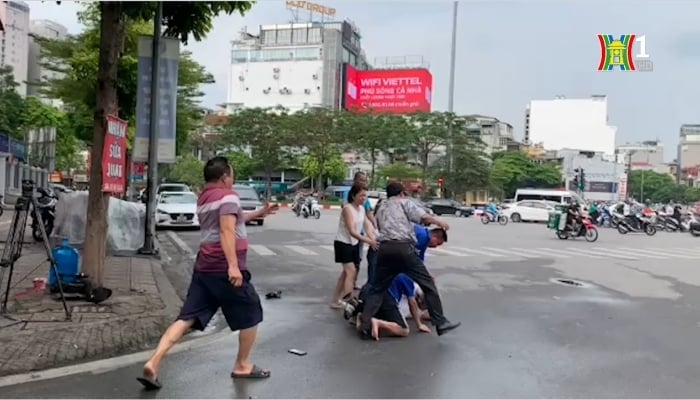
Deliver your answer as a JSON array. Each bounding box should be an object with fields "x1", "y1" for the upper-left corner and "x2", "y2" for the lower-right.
[
  {"x1": 102, "y1": 115, "x2": 128, "y2": 194},
  {"x1": 343, "y1": 64, "x2": 432, "y2": 114},
  {"x1": 618, "y1": 177, "x2": 627, "y2": 200},
  {"x1": 132, "y1": 36, "x2": 179, "y2": 164}
]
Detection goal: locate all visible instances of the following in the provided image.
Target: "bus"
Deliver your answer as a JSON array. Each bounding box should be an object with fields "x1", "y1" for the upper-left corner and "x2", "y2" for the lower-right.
[{"x1": 514, "y1": 188, "x2": 584, "y2": 204}]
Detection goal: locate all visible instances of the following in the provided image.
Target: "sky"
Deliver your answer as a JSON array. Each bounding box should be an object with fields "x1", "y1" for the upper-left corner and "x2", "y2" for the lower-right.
[{"x1": 28, "y1": 0, "x2": 700, "y2": 161}]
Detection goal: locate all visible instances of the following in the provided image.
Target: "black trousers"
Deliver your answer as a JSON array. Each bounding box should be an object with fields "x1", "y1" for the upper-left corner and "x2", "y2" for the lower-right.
[{"x1": 360, "y1": 240, "x2": 447, "y2": 330}]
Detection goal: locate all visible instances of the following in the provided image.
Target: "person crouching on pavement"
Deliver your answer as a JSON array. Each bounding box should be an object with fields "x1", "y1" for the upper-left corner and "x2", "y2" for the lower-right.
[
  {"x1": 353, "y1": 273, "x2": 432, "y2": 340},
  {"x1": 137, "y1": 157, "x2": 277, "y2": 391},
  {"x1": 330, "y1": 183, "x2": 378, "y2": 308}
]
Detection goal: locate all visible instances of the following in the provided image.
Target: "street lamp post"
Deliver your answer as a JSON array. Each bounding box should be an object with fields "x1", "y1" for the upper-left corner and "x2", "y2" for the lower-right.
[{"x1": 446, "y1": 1, "x2": 458, "y2": 175}]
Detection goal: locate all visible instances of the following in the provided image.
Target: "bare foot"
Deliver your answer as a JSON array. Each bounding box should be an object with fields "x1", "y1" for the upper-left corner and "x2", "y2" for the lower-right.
[
  {"x1": 143, "y1": 360, "x2": 158, "y2": 380},
  {"x1": 370, "y1": 318, "x2": 380, "y2": 341},
  {"x1": 329, "y1": 301, "x2": 344, "y2": 309}
]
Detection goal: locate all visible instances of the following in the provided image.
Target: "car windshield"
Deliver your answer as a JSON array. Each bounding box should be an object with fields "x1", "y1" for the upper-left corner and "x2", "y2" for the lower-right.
[
  {"x1": 235, "y1": 187, "x2": 260, "y2": 201},
  {"x1": 159, "y1": 193, "x2": 196, "y2": 204},
  {"x1": 158, "y1": 185, "x2": 188, "y2": 193}
]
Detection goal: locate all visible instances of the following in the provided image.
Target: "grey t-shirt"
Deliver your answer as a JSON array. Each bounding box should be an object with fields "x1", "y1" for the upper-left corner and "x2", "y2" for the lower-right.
[{"x1": 375, "y1": 197, "x2": 426, "y2": 242}]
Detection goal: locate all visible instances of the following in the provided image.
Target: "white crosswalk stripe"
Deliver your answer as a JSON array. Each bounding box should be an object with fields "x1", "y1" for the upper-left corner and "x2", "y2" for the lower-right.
[{"x1": 245, "y1": 244, "x2": 700, "y2": 261}]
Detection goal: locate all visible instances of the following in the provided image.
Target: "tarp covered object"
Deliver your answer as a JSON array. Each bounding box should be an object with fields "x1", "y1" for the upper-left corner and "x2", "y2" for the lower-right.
[{"x1": 52, "y1": 192, "x2": 146, "y2": 252}]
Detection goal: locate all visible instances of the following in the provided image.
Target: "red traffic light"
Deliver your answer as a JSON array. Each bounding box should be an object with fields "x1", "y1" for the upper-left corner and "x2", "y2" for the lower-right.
[{"x1": 438, "y1": 177, "x2": 444, "y2": 186}]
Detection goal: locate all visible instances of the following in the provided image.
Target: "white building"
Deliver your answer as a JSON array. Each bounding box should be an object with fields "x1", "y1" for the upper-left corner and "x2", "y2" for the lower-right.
[
  {"x1": 524, "y1": 95, "x2": 617, "y2": 156},
  {"x1": 465, "y1": 114, "x2": 515, "y2": 155},
  {"x1": 226, "y1": 20, "x2": 368, "y2": 113},
  {"x1": 0, "y1": 0, "x2": 30, "y2": 97},
  {"x1": 28, "y1": 19, "x2": 68, "y2": 105},
  {"x1": 615, "y1": 140, "x2": 666, "y2": 173}
]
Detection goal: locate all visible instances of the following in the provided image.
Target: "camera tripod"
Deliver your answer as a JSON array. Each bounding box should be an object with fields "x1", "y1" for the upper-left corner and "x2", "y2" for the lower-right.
[{"x1": 0, "y1": 180, "x2": 71, "y2": 327}]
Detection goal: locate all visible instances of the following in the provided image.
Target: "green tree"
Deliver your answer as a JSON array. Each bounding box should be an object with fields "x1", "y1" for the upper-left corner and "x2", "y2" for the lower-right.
[
  {"x1": 166, "y1": 154, "x2": 204, "y2": 189},
  {"x1": 49, "y1": 1, "x2": 253, "y2": 287},
  {"x1": 628, "y1": 170, "x2": 679, "y2": 203},
  {"x1": 490, "y1": 151, "x2": 562, "y2": 198},
  {"x1": 405, "y1": 112, "x2": 457, "y2": 183},
  {"x1": 300, "y1": 151, "x2": 346, "y2": 184},
  {"x1": 223, "y1": 150, "x2": 258, "y2": 181},
  {"x1": 432, "y1": 131, "x2": 491, "y2": 195},
  {"x1": 341, "y1": 112, "x2": 409, "y2": 189},
  {"x1": 293, "y1": 108, "x2": 346, "y2": 192},
  {"x1": 221, "y1": 107, "x2": 294, "y2": 199},
  {"x1": 0, "y1": 66, "x2": 25, "y2": 139},
  {"x1": 378, "y1": 162, "x2": 422, "y2": 182}
]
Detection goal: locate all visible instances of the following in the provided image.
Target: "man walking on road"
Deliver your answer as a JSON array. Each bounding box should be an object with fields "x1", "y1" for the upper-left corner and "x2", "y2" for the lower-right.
[
  {"x1": 138, "y1": 156, "x2": 276, "y2": 390},
  {"x1": 358, "y1": 182, "x2": 461, "y2": 340}
]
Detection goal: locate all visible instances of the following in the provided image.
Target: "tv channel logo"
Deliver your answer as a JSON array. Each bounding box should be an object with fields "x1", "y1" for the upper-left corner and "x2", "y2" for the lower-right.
[{"x1": 597, "y1": 34, "x2": 653, "y2": 72}]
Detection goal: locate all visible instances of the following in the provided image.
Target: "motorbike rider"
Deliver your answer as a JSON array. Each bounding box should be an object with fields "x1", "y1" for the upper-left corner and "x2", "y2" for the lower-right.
[
  {"x1": 588, "y1": 201, "x2": 599, "y2": 223},
  {"x1": 292, "y1": 192, "x2": 305, "y2": 214},
  {"x1": 565, "y1": 198, "x2": 582, "y2": 232},
  {"x1": 486, "y1": 199, "x2": 499, "y2": 221},
  {"x1": 626, "y1": 200, "x2": 644, "y2": 230}
]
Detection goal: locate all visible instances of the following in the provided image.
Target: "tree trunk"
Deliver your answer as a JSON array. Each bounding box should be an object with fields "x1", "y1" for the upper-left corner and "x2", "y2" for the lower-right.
[
  {"x1": 370, "y1": 149, "x2": 377, "y2": 190},
  {"x1": 264, "y1": 169, "x2": 272, "y2": 200},
  {"x1": 82, "y1": 2, "x2": 125, "y2": 287}
]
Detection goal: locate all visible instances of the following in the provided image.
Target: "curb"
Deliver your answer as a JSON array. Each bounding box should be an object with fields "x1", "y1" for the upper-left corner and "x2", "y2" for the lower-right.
[
  {"x1": 163, "y1": 230, "x2": 194, "y2": 255},
  {"x1": 323, "y1": 205, "x2": 342, "y2": 210},
  {"x1": 0, "y1": 328, "x2": 233, "y2": 388}
]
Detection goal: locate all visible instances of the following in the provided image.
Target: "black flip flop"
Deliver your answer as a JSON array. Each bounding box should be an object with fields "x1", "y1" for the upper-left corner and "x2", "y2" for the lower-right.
[
  {"x1": 137, "y1": 376, "x2": 163, "y2": 390},
  {"x1": 230, "y1": 365, "x2": 271, "y2": 379},
  {"x1": 265, "y1": 291, "x2": 282, "y2": 299}
]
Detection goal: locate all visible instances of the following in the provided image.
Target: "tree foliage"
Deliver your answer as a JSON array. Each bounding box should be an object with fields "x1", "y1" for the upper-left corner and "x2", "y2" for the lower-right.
[
  {"x1": 432, "y1": 131, "x2": 491, "y2": 195},
  {"x1": 293, "y1": 108, "x2": 346, "y2": 192},
  {"x1": 300, "y1": 152, "x2": 346, "y2": 183},
  {"x1": 490, "y1": 151, "x2": 563, "y2": 198},
  {"x1": 626, "y1": 170, "x2": 697, "y2": 203},
  {"x1": 0, "y1": 66, "x2": 26, "y2": 140},
  {"x1": 378, "y1": 162, "x2": 422, "y2": 182},
  {"x1": 167, "y1": 154, "x2": 204, "y2": 189}
]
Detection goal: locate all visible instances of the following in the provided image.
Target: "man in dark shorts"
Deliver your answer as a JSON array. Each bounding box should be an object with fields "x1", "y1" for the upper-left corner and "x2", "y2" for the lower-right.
[{"x1": 137, "y1": 156, "x2": 277, "y2": 390}]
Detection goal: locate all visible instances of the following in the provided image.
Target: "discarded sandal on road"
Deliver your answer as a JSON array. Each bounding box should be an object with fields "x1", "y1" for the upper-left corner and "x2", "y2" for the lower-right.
[
  {"x1": 265, "y1": 290, "x2": 282, "y2": 299},
  {"x1": 231, "y1": 365, "x2": 271, "y2": 379},
  {"x1": 137, "y1": 376, "x2": 162, "y2": 391}
]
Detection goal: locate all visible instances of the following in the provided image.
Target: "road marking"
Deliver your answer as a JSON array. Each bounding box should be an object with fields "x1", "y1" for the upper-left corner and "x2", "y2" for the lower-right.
[
  {"x1": 605, "y1": 247, "x2": 663, "y2": 259},
  {"x1": 164, "y1": 231, "x2": 194, "y2": 254},
  {"x1": 512, "y1": 247, "x2": 571, "y2": 258},
  {"x1": 430, "y1": 247, "x2": 472, "y2": 257},
  {"x1": 566, "y1": 247, "x2": 605, "y2": 259},
  {"x1": 453, "y1": 247, "x2": 504, "y2": 257},
  {"x1": 619, "y1": 247, "x2": 694, "y2": 259},
  {"x1": 480, "y1": 246, "x2": 538, "y2": 258},
  {"x1": 285, "y1": 245, "x2": 318, "y2": 256},
  {"x1": 249, "y1": 245, "x2": 275, "y2": 256},
  {"x1": 669, "y1": 247, "x2": 700, "y2": 256},
  {"x1": 591, "y1": 247, "x2": 639, "y2": 260},
  {"x1": 319, "y1": 245, "x2": 334, "y2": 252}
]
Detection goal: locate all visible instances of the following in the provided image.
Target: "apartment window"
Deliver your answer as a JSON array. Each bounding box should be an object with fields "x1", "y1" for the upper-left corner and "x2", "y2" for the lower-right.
[
  {"x1": 261, "y1": 30, "x2": 275, "y2": 44},
  {"x1": 342, "y1": 48, "x2": 350, "y2": 63},
  {"x1": 308, "y1": 28, "x2": 321, "y2": 43},
  {"x1": 231, "y1": 50, "x2": 248, "y2": 63},
  {"x1": 295, "y1": 47, "x2": 320, "y2": 60},
  {"x1": 276, "y1": 29, "x2": 292, "y2": 45},
  {"x1": 292, "y1": 28, "x2": 307, "y2": 44},
  {"x1": 262, "y1": 49, "x2": 292, "y2": 61}
]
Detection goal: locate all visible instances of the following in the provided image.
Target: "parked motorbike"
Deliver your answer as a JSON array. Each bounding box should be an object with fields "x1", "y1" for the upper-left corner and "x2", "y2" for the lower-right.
[
  {"x1": 617, "y1": 213, "x2": 656, "y2": 236},
  {"x1": 555, "y1": 216, "x2": 598, "y2": 242},
  {"x1": 301, "y1": 198, "x2": 321, "y2": 219},
  {"x1": 480, "y1": 211, "x2": 508, "y2": 225},
  {"x1": 32, "y1": 187, "x2": 58, "y2": 241}
]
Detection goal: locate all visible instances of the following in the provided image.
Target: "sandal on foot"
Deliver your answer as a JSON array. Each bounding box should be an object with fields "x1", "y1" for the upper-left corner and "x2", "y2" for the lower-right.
[
  {"x1": 329, "y1": 302, "x2": 344, "y2": 309},
  {"x1": 231, "y1": 365, "x2": 271, "y2": 379},
  {"x1": 137, "y1": 376, "x2": 162, "y2": 390}
]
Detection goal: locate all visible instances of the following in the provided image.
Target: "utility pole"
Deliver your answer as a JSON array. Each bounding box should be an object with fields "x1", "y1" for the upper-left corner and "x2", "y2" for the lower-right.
[
  {"x1": 140, "y1": 2, "x2": 162, "y2": 255},
  {"x1": 625, "y1": 150, "x2": 634, "y2": 200},
  {"x1": 446, "y1": 1, "x2": 458, "y2": 175}
]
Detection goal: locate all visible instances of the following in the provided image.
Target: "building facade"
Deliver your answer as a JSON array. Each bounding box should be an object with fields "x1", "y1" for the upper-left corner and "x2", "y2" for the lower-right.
[
  {"x1": 615, "y1": 140, "x2": 665, "y2": 173},
  {"x1": 226, "y1": 20, "x2": 368, "y2": 113},
  {"x1": 554, "y1": 149, "x2": 626, "y2": 202},
  {"x1": 27, "y1": 19, "x2": 68, "y2": 105},
  {"x1": 678, "y1": 124, "x2": 700, "y2": 170},
  {"x1": 0, "y1": 0, "x2": 30, "y2": 97},
  {"x1": 524, "y1": 95, "x2": 617, "y2": 156},
  {"x1": 464, "y1": 114, "x2": 515, "y2": 155}
]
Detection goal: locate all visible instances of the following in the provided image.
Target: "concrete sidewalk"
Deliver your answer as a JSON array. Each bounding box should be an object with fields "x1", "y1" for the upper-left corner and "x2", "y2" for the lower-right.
[{"x1": 0, "y1": 245, "x2": 181, "y2": 377}]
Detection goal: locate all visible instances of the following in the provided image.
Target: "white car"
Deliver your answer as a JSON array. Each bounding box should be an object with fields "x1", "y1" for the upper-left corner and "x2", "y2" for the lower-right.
[
  {"x1": 502, "y1": 200, "x2": 554, "y2": 223},
  {"x1": 156, "y1": 191, "x2": 199, "y2": 229}
]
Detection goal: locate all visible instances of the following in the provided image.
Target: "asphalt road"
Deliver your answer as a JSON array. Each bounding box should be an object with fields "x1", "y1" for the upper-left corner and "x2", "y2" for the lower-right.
[{"x1": 4, "y1": 209, "x2": 700, "y2": 397}]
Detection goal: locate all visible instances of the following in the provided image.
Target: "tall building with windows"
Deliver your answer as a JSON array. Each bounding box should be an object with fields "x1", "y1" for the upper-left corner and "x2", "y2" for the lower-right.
[
  {"x1": 615, "y1": 140, "x2": 665, "y2": 173},
  {"x1": 28, "y1": 19, "x2": 68, "y2": 105},
  {"x1": 0, "y1": 0, "x2": 30, "y2": 97},
  {"x1": 226, "y1": 20, "x2": 369, "y2": 112}
]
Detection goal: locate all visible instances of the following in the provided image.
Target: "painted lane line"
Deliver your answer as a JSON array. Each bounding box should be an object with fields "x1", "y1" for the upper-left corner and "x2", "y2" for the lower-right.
[
  {"x1": 285, "y1": 245, "x2": 319, "y2": 256},
  {"x1": 249, "y1": 244, "x2": 275, "y2": 256},
  {"x1": 618, "y1": 247, "x2": 694, "y2": 259},
  {"x1": 512, "y1": 247, "x2": 571, "y2": 258},
  {"x1": 429, "y1": 247, "x2": 473, "y2": 257},
  {"x1": 563, "y1": 247, "x2": 604, "y2": 259}
]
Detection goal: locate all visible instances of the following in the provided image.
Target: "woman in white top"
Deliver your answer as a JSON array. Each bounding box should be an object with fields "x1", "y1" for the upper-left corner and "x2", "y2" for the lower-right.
[{"x1": 331, "y1": 184, "x2": 377, "y2": 308}]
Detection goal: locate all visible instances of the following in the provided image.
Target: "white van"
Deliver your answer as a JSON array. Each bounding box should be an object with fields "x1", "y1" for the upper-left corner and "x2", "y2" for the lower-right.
[{"x1": 514, "y1": 188, "x2": 584, "y2": 204}]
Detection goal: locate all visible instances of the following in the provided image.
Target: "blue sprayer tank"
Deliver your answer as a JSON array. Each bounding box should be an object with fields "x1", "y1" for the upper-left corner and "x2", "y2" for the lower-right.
[{"x1": 50, "y1": 237, "x2": 80, "y2": 286}]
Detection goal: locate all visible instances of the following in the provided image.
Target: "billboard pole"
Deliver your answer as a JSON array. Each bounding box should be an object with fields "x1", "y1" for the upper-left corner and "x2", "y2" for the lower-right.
[
  {"x1": 447, "y1": 1, "x2": 458, "y2": 177},
  {"x1": 140, "y1": 2, "x2": 162, "y2": 255}
]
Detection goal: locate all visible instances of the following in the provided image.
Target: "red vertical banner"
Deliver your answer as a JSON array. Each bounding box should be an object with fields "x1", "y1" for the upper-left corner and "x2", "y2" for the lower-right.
[{"x1": 102, "y1": 115, "x2": 128, "y2": 194}]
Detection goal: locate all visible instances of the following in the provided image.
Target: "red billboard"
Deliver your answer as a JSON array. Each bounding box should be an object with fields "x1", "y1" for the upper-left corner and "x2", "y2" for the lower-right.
[
  {"x1": 102, "y1": 115, "x2": 128, "y2": 194},
  {"x1": 343, "y1": 64, "x2": 433, "y2": 114}
]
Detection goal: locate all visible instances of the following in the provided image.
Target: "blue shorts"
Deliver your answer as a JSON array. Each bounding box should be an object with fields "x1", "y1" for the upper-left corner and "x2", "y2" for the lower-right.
[{"x1": 178, "y1": 270, "x2": 263, "y2": 332}]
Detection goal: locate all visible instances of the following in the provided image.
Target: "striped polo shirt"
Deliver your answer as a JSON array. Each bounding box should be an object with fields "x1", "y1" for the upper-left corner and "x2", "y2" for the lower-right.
[{"x1": 195, "y1": 183, "x2": 249, "y2": 273}]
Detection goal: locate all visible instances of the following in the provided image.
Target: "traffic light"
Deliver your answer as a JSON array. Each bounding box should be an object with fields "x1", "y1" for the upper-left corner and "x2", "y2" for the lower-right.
[
  {"x1": 438, "y1": 177, "x2": 444, "y2": 187},
  {"x1": 579, "y1": 168, "x2": 585, "y2": 190},
  {"x1": 572, "y1": 175, "x2": 579, "y2": 189},
  {"x1": 573, "y1": 168, "x2": 580, "y2": 189}
]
